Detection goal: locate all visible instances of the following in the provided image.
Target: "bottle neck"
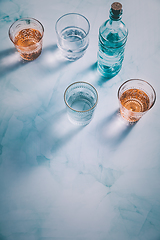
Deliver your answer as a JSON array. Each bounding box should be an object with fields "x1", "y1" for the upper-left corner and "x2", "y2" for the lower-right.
[{"x1": 109, "y1": 8, "x2": 123, "y2": 21}]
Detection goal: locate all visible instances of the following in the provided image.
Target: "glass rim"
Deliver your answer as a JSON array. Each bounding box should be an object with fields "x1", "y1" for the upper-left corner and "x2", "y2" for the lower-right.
[
  {"x1": 8, "y1": 17, "x2": 44, "y2": 43},
  {"x1": 64, "y1": 81, "x2": 98, "y2": 113},
  {"x1": 55, "y1": 13, "x2": 90, "y2": 39},
  {"x1": 118, "y1": 78, "x2": 156, "y2": 111}
]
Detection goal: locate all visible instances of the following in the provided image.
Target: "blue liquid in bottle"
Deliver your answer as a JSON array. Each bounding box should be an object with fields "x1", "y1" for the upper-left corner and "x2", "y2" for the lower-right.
[{"x1": 97, "y1": 2, "x2": 128, "y2": 78}]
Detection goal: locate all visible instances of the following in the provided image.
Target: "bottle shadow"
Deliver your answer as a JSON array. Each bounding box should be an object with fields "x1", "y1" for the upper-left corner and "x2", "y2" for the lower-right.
[
  {"x1": 73, "y1": 61, "x2": 116, "y2": 87},
  {"x1": 96, "y1": 110, "x2": 136, "y2": 148},
  {"x1": 87, "y1": 62, "x2": 117, "y2": 82}
]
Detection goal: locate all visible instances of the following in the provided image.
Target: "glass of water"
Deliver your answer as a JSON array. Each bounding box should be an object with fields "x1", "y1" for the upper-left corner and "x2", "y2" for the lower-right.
[
  {"x1": 55, "y1": 13, "x2": 90, "y2": 61},
  {"x1": 64, "y1": 82, "x2": 98, "y2": 125}
]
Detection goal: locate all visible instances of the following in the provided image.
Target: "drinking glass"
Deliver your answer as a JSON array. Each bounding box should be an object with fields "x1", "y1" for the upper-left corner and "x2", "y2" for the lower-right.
[
  {"x1": 55, "y1": 13, "x2": 90, "y2": 61},
  {"x1": 64, "y1": 81, "x2": 98, "y2": 125},
  {"x1": 9, "y1": 18, "x2": 44, "y2": 61},
  {"x1": 118, "y1": 79, "x2": 156, "y2": 122}
]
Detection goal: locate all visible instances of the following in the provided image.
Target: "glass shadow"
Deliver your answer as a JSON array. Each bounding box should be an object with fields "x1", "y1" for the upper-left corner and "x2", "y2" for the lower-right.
[
  {"x1": 37, "y1": 44, "x2": 72, "y2": 73},
  {"x1": 97, "y1": 110, "x2": 136, "y2": 148},
  {"x1": 0, "y1": 48, "x2": 28, "y2": 77}
]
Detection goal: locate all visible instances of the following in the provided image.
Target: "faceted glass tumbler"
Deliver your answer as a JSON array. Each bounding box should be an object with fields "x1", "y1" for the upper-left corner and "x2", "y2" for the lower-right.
[
  {"x1": 9, "y1": 18, "x2": 44, "y2": 61},
  {"x1": 55, "y1": 13, "x2": 90, "y2": 61},
  {"x1": 64, "y1": 81, "x2": 98, "y2": 125},
  {"x1": 118, "y1": 79, "x2": 156, "y2": 122}
]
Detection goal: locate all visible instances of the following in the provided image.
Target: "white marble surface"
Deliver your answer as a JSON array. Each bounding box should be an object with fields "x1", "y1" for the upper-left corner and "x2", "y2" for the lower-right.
[{"x1": 0, "y1": 0, "x2": 160, "y2": 239}]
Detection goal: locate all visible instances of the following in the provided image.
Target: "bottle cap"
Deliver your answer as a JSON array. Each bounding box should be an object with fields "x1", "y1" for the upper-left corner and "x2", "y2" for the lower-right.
[{"x1": 111, "y1": 2, "x2": 122, "y2": 15}]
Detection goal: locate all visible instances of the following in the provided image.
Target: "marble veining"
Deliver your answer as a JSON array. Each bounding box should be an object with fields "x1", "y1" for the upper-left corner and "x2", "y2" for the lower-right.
[{"x1": 0, "y1": 0, "x2": 160, "y2": 239}]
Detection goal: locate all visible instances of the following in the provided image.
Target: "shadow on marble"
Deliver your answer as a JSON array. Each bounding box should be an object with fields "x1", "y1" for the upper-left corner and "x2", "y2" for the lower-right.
[
  {"x1": 38, "y1": 44, "x2": 71, "y2": 73},
  {"x1": 0, "y1": 47, "x2": 28, "y2": 77},
  {"x1": 87, "y1": 62, "x2": 118, "y2": 86},
  {"x1": 0, "y1": 234, "x2": 7, "y2": 240},
  {"x1": 73, "y1": 62, "x2": 115, "y2": 87},
  {"x1": 27, "y1": 108, "x2": 85, "y2": 163},
  {"x1": 97, "y1": 70, "x2": 116, "y2": 86},
  {"x1": 51, "y1": 123, "x2": 84, "y2": 153},
  {"x1": 0, "y1": 107, "x2": 85, "y2": 167},
  {"x1": 0, "y1": 44, "x2": 71, "y2": 78},
  {"x1": 48, "y1": 109, "x2": 85, "y2": 154},
  {"x1": 97, "y1": 109, "x2": 136, "y2": 148}
]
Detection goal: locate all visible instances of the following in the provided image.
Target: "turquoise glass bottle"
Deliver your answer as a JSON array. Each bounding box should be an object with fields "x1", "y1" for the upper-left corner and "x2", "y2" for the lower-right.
[{"x1": 97, "y1": 2, "x2": 128, "y2": 78}]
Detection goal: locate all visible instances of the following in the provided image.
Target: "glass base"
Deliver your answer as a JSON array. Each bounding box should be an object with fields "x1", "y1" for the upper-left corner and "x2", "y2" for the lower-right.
[
  {"x1": 62, "y1": 51, "x2": 86, "y2": 61},
  {"x1": 97, "y1": 62, "x2": 122, "y2": 79},
  {"x1": 68, "y1": 115, "x2": 92, "y2": 125}
]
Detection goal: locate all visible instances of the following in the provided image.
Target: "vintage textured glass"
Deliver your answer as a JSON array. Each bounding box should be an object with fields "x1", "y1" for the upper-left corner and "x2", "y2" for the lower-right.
[
  {"x1": 118, "y1": 79, "x2": 156, "y2": 122},
  {"x1": 9, "y1": 18, "x2": 44, "y2": 61},
  {"x1": 64, "y1": 82, "x2": 98, "y2": 125}
]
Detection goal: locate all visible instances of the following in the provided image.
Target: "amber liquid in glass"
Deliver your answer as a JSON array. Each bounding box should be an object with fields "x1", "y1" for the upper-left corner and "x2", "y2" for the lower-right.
[
  {"x1": 120, "y1": 89, "x2": 150, "y2": 121},
  {"x1": 14, "y1": 28, "x2": 42, "y2": 61}
]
